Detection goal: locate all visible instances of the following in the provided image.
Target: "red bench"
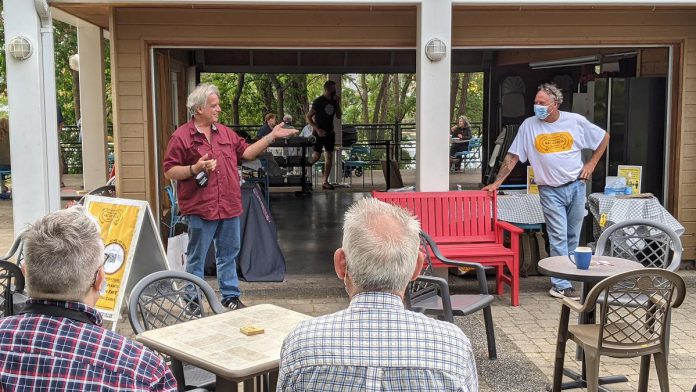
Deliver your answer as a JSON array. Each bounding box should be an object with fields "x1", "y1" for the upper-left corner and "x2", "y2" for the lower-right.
[{"x1": 373, "y1": 190, "x2": 523, "y2": 306}]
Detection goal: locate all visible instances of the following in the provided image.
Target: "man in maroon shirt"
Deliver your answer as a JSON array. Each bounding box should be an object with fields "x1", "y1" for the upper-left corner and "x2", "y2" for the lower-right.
[{"x1": 164, "y1": 83, "x2": 296, "y2": 310}]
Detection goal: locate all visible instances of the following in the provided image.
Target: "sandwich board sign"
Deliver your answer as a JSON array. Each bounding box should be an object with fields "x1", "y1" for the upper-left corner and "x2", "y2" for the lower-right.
[{"x1": 83, "y1": 196, "x2": 169, "y2": 329}]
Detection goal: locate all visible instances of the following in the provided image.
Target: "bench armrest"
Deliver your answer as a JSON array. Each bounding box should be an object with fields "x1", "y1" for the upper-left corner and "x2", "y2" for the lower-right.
[
  {"x1": 414, "y1": 276, "x2": 454, "y2": 323},
  {"x1": 496, "y1": 221, "x2": 524, "y2": 235}
]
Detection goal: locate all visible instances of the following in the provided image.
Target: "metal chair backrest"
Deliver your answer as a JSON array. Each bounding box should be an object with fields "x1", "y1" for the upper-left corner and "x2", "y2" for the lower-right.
[
  {"x1": 128, "y1": 270, "x2": 225, "y2": 334},
  {"x1": 596, "y1": 220, "x2": 682, "y2": 271},
  {"x1": 349, "y1": 145, "x2": 370, "y2": 159},
  {"x1": 584, "y1": 269, "x2": 685, "y2": 350},
  {"x1": 404, "y1": 232, "x2": 439, "y2": 308},
  {"x1": 2, "y1": 229, "x2": 26, "y2": 268},
  {"x1": 0, "y1": 260, "x2": 25, "y2": 317}
]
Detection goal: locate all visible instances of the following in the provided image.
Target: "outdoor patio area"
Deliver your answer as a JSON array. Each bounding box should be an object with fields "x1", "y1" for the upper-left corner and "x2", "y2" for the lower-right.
[{"x1": 1, "y1": 192, "x2": 694, "y2": 392}]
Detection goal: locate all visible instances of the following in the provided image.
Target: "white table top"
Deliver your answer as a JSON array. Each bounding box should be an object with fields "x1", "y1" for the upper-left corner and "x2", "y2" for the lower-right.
[
  {"x1": 136, "y1": 304, "x2": 311, "y2": 382},
  {"x1": 538, "y1": 255, "x2": 644, "y2": 283}
]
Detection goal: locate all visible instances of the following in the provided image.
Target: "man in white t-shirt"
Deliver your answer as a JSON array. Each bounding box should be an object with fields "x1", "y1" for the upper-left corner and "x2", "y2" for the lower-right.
[{"x1": 483, "y1": 83, "x2": 609, "y2": 299}]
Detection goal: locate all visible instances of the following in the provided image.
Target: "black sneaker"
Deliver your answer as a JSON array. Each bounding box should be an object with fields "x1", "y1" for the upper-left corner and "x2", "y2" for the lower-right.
[
  {"x1": 549, "y1": 287, "x2": 580, "y2": 300},
  {"x1": 221, "y1": 297, "x2": 246, "y2": 310}
]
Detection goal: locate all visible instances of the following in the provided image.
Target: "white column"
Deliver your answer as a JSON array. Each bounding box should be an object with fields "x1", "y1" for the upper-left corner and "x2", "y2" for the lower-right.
[
  {"x1": 77, "y1": 24, "x2": 109, "y2": 190},
  {"x1": 416, "y1": 0, "x2": 452, "y2": 191},
  {"x1": 4, "y1": 0, "x2": 61, "y2": 235},
  {"x1": 329, "y1": 74, "x2": 343, "y2": 185}
]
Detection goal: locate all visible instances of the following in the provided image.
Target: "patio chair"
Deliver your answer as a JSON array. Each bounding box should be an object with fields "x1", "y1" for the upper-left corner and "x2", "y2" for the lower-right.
[
  {"x1": 1, "y1": 230, "x2": 28, "y2": 315},
  {"x1": 452, "y1": 137, "x2": 482, "y2": 173},
  {"x1": 551, "y1": 269, "x2": 686, "y2": 392},
  {"x1": 404, "y1": 231, "x2": 497, "y2": 360},
  {"x1": 595, "y1": 219, "x2": 682, "y2": 271},
  {"x1": 0, "y1": 260, "x2": 25, "y2": 318},
  {"x1": 128, "y1": 270, "x2": 226, "y2": 391},
  {"x1": 343, "y1": 145, "x2": 373, "y2": 187}
]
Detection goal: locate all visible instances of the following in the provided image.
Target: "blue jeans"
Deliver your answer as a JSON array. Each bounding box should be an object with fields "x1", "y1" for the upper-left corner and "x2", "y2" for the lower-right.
[
  {"x1": 538, "y1": 181, "x2": 586, "y2": 291},
  {"x1": 186, "y1": 215, "x2": 241, "y2": 299}
]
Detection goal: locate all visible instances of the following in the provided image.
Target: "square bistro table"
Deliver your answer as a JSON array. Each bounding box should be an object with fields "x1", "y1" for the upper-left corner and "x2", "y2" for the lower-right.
[
  {"x1": 538, "y1": 256, "x2": 644, "y2": 391},
  {"x1": 136, "y1": 304, "x2": 311, "y2": 392}
]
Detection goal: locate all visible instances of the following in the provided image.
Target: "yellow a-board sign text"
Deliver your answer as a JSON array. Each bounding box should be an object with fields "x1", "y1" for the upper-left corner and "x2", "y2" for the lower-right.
[{"x1": 88, "y1": 201, "x2": 141, "y2": 316}]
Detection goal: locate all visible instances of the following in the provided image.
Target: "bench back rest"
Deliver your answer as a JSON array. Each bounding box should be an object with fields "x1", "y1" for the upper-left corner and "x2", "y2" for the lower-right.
[{"x1": 373, "y1": 190, "x2": 498, "y2": 244}]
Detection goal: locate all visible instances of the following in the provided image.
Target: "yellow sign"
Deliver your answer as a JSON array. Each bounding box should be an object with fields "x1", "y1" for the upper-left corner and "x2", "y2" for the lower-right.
[
  {"x1": 617, "y1": 165, "x2": 642, "y2": 194},
  {"x1": 526, "y1": 166, "x2": 539, "y2": 194},
  {"x1": 534, "y1": 132, "x2": 574, "y2": 154},
  {"x1": 87, "y1": 201, "x2": 142, "y2": 314},
  {"x1": 599, "y1": 213, "x2": 607, "y2": 228}
]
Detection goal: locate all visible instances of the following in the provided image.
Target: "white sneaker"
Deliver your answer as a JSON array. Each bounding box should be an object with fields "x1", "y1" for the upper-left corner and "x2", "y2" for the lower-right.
[{"x1": 549, "y1": 287, "x2": 580, "y2": 300}]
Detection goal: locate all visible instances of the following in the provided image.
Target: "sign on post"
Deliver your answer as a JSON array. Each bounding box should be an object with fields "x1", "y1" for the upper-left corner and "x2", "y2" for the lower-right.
[
  {"x1": 617, "y1": 165, "x2": 642, "y2": 194},
  {"x1": 83, "y1": 196, "x2": 169, "y2": 328}
]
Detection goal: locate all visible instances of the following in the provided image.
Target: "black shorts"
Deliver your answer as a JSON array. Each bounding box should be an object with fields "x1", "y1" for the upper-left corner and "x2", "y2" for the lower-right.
[{"x1": 313, "y1": 131, "x2": 336, "y2": 153}]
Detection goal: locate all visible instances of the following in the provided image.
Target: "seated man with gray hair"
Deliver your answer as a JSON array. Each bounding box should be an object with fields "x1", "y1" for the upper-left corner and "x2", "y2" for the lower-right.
[
  {"x1": 277, "y1": 198, "x2": 478, "y2": 391},
  {"x1": 0, "y1": 207, "x2": 177, "y2": 391}
]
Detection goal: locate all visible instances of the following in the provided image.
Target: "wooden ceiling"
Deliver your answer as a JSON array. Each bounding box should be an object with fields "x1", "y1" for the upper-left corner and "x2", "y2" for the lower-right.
[{"x1": 52, "y1": 3, "x2": 417, "y2": 30}]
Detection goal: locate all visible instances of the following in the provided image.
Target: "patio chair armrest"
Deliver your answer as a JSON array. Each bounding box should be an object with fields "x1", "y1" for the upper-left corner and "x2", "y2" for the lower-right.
[
  {"x1": 563, "y1": 297, "x2": 595, "y2": 314},
  {"x1": 415, "y1": 276, "x2": 454, "y2": 323}
]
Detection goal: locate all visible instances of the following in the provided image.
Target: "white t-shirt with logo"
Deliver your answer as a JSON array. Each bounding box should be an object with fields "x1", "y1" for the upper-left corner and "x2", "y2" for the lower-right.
[{"x1": 507, "y1": 111, "x2": 606, "y2": 187}]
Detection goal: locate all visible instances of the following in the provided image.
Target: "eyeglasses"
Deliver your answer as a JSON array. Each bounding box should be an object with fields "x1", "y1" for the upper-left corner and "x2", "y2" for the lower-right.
[{"x1": 93, "y1": 254, "x2": 108, "y2": 288}]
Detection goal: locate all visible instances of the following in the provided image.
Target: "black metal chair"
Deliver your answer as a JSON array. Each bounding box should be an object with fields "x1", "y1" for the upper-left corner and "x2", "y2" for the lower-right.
[
  {"x1": 128, "y1": 270, "x2": 226, "y2": 391},
  {"x1": 1, "y1": 230, "x2": 28, "y2": 316},
  {"x1": 0, "y1": 260, "x2": 25, "y2": 318},
  {"x1": 404, "y1": 231, "x2": 497, "y2": 360}
]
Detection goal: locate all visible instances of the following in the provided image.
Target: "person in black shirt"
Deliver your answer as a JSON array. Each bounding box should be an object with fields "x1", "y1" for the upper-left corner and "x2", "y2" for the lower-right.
[
  {"x1": 449, "y1": 116, "x2": 473, "y2": 171},
  {"x1": 306, "y1": 80, "x2": 342, "y2": 190}
]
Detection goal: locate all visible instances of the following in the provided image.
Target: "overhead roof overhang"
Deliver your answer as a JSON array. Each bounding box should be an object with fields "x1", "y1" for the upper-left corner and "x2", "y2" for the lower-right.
[
  {"x1": 50, "y1": 0, "x2": 696, "y2": 31},
  {"x1": 168, "y1": 48, "x2": 492, "y2": 74}
]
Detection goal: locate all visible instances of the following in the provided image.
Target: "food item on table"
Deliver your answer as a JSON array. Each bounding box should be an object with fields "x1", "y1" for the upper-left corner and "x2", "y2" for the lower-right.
[{"x1": 240, "y1": 325, "x2": 265, "y2": 336}]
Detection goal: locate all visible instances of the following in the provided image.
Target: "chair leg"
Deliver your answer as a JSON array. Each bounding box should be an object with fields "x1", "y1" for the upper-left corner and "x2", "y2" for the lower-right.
[
  {"x1": 653, "y1": 352, "x2": 670, "y2": 392},
  {"x1": 552, "y1": 306, "x2": 570, "y2": 392},
  {"x1": 482, "y1": 306, "x2": 497, "y2": 360},
  {"x1": 511, "y1": 255, "x2": 520, "y2": 306},
  {"x1": 638, "y1": 354, "x2": 651, "y2": 392},
  {"x1": 495, "y1": 266, "x2": 504, "y2": 296},
  {"x1": 584, "y1": 349, "x2": 601, "y2": 392}
]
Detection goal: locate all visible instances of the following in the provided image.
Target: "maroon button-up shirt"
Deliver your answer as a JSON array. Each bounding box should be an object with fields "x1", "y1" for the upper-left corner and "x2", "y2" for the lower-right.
[{"x1": 163, "y1": 120, "x2": 249, "y2": 220}]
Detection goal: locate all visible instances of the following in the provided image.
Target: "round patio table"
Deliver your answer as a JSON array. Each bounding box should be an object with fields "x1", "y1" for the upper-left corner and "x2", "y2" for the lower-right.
[{"x1": 538, "y1": 255, "x2": 644, "y2": 391}]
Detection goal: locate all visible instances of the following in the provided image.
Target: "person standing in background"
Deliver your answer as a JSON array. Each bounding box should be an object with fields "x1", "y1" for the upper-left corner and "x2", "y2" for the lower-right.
[{"x1": 306, "y1": 80, "x2": 342, "y2": 190}]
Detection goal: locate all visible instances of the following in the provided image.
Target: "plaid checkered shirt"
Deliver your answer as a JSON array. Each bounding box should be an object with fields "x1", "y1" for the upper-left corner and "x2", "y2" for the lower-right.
[
  {"x1": 0, "y1": 299, "x2": 177, "y2": 391},
  {"x1": 278, "y1": 292, "x2": 478, "y2": 391}
]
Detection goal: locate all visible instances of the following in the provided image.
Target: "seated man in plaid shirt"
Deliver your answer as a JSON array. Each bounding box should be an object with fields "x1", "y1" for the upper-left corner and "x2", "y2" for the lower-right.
[
  {"x1": 278, "y1": 198, "x2": 478, "y2": 391},
  {"x1": 0, "y1": 207, "x2": 177, "y2": 391}
]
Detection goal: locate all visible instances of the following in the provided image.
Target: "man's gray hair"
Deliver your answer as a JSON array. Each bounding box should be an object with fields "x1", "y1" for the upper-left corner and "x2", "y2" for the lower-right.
[
  {"x1": 187, "y1": 83, "x2": 220, "y2": 117},
  {"x1": 538, "y1": 83, "x2": 564, "y2": 105},
  {"x1": 23, "y1": 206, "x2": 104, "y2": 301},
  {"x1": 342, "y1": 198, "x2": 421, "y2": 293}
]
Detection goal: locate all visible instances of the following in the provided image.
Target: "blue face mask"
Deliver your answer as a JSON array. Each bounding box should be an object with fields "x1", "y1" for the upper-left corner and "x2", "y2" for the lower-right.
[{"x1": 534, "y1": 104, "x2": 551, "y2": 120}]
